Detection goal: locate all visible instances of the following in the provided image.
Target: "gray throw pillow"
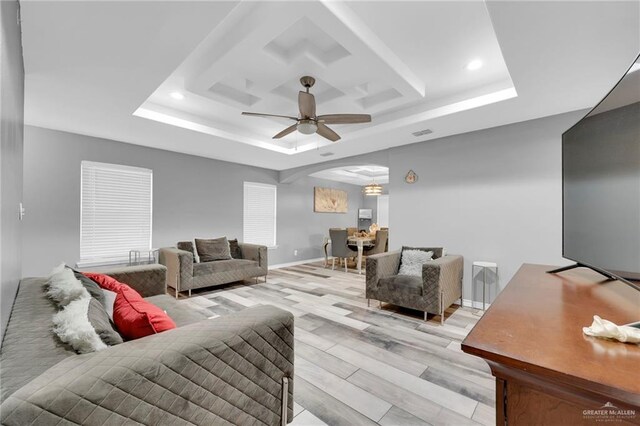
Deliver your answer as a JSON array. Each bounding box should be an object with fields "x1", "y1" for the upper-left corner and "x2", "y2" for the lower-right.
[
  {"x1": 69, "y1": 268, "x2": 106, "y2": 307},
  {"x1": 87, "y1": 297, "x2": 123, "y2": 346},
  {"x1": 398, "y1": 249, "x2": 434, "y2": 277},
  {"x1": 228, "y1": 238, "x2": 242, "y2": 259},
  {"x1": 195, "y1": 237, "x2": 232, "y2": 262}
]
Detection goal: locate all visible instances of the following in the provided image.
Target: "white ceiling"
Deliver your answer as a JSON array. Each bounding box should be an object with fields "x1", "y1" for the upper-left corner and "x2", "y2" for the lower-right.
[
  {"x1": 21, "y1": 1, "x2": 640, "y2": 171},
  {"x1": 310, "y1": 165, "x2": 389, "y2": 186}
]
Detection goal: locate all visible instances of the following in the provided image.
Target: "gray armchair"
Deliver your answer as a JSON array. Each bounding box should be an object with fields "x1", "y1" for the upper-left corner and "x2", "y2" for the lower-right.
[
  {"x1": 330, "y1": 229, "x2": 358, "y2": 272},
  {"x1": 366, "y1": 247, "x2": 463, "y2": 324}
]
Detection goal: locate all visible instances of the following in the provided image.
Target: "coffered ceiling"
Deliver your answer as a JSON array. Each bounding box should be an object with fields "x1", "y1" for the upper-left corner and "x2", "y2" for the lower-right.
[{"x1": 21, "y1": 1, "x2": 640, "y2": 170}]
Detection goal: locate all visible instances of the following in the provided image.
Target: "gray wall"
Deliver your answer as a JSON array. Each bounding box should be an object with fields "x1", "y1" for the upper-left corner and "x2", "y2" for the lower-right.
[
  {"x1": 388, "y1": 111, "x2": 583, "y2": 303},
  {"x1": 0, "y1": 0, "x2": 24, "y2": 338},
  {"x1": 22, "y1": 126, "x2": 363, "y2": 276}
]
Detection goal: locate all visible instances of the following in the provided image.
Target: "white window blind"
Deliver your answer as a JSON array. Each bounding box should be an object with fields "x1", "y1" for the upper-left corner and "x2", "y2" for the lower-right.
[
  {"x1": 243, "y1": 182, "x2": 277, "y2": 247},
  {"x1": 377, "y1": 194, "x2": 389, "y2": 227},
  {"x1": 80, "y1": 161, "x2": 152, "y2": 265}
]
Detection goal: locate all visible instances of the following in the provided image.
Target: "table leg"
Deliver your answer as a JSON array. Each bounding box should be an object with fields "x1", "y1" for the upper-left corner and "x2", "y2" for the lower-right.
[{"x1": 357, "y1": 240, "x2": 364, "y2": 274}]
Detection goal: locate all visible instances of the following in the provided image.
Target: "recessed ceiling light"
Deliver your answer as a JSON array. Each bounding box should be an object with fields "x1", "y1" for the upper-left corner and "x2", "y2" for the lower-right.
[
  {"x1": 466, "y1": 60, "x2": 483, "y2": 71},
  {"x1": 170, "y1": 91, "x2": 185, "y2": 100}
]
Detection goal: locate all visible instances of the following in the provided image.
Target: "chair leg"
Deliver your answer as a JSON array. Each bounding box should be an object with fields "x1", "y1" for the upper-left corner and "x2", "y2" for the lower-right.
[
  {"x1": 440, "y1": 290, "x2": 445, "y2": 325},
  {"x1": 281, "y1": 377, "x2": 289, "y2": 426},
  {"x1": 424, "y1": 311, "x2": 428, "y2": 322},
  {"x1": 344, "y1": 258, "x2": 348, "y2": 273},
  {"x1": 379, "y1": 301, "x2": 382, "y2": 309},
  {"x1": 188, "y1": 289, "x2": 192, "y2": 298},
  {"x1": 367, "y1": 299, "x2": 371, "y2": 307},
  {"x1": 332, "y1": 258, "x2": 335, "y2": 270}
]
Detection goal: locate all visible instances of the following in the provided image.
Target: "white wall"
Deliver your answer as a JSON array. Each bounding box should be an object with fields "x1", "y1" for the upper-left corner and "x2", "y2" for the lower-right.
[
  {"x1": 0, "y1": 0, "x2": 25, "y2": 338},
  {"x1": 388, "y1": 111, "x2": 583, "y2": 301}
]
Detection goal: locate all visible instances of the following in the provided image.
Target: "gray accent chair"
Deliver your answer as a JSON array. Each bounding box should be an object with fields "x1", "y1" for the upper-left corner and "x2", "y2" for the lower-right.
[
  {"x1": 0, "y1": 264, "x2": 294, "y2": 425},
  {"x1": 330, "y1": 228, "x2": 358, "y2": 272},
  {"x1": 159, "y1": 242, "x2": 268, "y2": 297},
  {"x1": 366, "y1": 247, "x2": 463, "y2": 324},
  {"x1": 363, "y1": 229, "x2": 389, "y2": 256}
]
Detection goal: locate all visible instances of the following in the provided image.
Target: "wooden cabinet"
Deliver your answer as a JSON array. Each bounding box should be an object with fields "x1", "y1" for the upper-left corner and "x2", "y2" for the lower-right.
[{"x1": 462, "y1": 264, "x2": 640, "y2": 425}]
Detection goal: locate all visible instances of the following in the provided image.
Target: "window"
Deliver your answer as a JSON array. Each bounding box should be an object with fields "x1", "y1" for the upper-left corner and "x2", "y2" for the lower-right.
[
  {"x1": 377, "y1": 194, "x2": 389, "y2": 227},
  {"x1": 243, "y1": 182, "x2": 277, "y2": 247},
  {"x1": 80, "y1": 161, "x2": 152, "y2": 266}
]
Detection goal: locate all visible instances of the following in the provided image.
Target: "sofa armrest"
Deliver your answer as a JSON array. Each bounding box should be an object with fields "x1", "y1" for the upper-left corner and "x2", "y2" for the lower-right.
[
  {"x1": 422, "y1": 255, "x2": 464, "y2": 314},
  {"x1": 82, "y1": 264, "x2": 167, "y2": 297},
  {"x1": 366, "y1": 250, "x2": 401, "y2": 293},
  {"x1": 239, "y1": 243, "x2": 268, "y2": 270},
  {"x1": 0, "y1": 305, "x2": 295, "y2": 425},
  {"x1": 158, "y1": 247, "x2": 193, "y2": 292}
]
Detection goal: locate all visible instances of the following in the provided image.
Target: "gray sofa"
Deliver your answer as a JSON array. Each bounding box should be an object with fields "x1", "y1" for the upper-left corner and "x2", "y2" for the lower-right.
[
  {"x1": 0, "y1": 264, "x2": 294, "y2": 425},
  {"x1": 159, "y1": 242, "x2": 268, "y2": 297},
  {"x1": 366, "y1": 248, "x2": 463, "y2": 324}
]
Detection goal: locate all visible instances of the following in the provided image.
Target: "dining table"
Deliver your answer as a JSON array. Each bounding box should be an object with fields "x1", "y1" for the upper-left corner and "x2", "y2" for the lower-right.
[{"x1": 323, "y1": 235, "x2": 375, "y2": 274}]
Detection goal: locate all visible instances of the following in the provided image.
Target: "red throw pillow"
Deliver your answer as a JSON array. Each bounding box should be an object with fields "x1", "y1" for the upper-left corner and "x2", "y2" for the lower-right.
[
  {"x1": 83, "y1": 272, "x2": 176, "y2": 340},
  {"x1": 82, "y1": 272, "x2": 127, "y2": 293}
]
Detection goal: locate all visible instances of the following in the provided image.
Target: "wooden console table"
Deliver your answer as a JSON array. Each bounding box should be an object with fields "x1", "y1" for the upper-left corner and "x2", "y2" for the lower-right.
[{"x1": 462, "y1": 264, "x2": 640, "y2": 425}]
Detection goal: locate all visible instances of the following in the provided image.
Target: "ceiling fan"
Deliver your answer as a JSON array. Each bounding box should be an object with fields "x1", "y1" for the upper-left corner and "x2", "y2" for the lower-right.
[{"x1": 242, "y1": 76, "x2": 371, "y2": 142}]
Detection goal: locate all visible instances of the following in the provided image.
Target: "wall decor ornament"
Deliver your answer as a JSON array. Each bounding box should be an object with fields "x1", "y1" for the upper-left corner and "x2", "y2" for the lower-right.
[
  {"x1": 405, "y1": 170, "x2": 418, "y2": 184},
  {"x1": 314, "y1": 187, "x2": 348, "y2": 213}
]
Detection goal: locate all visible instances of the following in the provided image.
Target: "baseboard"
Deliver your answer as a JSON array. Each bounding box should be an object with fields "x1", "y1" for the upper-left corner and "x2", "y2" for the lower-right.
[
  {"x1": 269, "y1": 257, "x2": 326, "y2": 270},
  {"x1": 459, "y1": 298, "x2": 491, "y2": 310}
]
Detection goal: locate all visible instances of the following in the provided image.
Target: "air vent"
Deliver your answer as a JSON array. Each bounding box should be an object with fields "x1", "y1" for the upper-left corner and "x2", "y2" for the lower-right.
[
  {"x1": 412, "y1": 129, "x2": 433, "y2": 137},
  {"x1": 320, "y1": 152, "x2": 334, "y2": 157}
]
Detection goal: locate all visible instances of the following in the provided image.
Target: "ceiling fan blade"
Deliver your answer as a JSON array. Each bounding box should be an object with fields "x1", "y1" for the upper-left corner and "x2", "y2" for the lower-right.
[
  {"x1": 316, "y1": 114, "x2": 371, "y2": 124},
  {"x1": 242, "y1": 112, "x2": 298, "y2": 121},
  {"x1": 298, "y1": 91, "x2": 316, "y2": 119},
  {"x1": 316, "y1": 123, "x2": 341, "y2": 142},
  {"x1": 273, "y1": 124, "x2": 298, "y2": 139}
]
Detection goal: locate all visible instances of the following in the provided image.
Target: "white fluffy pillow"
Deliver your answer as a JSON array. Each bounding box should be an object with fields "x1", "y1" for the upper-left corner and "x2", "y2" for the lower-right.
[
  {"x1": 52, "y1": 290, "x2": 108, "y2": 354},
  {"x1": 398, "y1": 250, "x2": 434, "y2": 277},
  {"x1": 46, "y1": 264, "x2": 85, "y2": 306}
]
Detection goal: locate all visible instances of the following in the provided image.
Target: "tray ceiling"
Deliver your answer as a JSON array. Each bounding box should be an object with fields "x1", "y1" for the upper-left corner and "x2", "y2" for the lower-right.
[{"x1": 21, "y1": 1, "x2": 640, "y2": 170}]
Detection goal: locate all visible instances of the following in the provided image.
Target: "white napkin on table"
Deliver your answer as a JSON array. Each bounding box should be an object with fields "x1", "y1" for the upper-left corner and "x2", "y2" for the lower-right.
[{"x1": 583, "y1": 316, "x2": 640, "y2": 344}]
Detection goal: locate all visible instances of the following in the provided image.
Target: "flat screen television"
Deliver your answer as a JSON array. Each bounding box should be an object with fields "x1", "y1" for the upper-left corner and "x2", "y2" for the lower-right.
[{"x1": 558, "y1": 53, "x2": 640, "y2": 288}]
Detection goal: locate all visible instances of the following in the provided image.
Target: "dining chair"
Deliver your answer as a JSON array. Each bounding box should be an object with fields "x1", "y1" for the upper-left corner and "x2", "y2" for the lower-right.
[
  {"x1": 326, "y1": 228, "x2": 342, "y2": 266},
  {"x1": 363, "y1": 229, "x2": 388, "y2": 256},
  {"x1": 380, "y1": 228, "x2": 389, "y2": 251},
  {"x1": 329, "y1": 228, "x2": 358, "y2": 272}
]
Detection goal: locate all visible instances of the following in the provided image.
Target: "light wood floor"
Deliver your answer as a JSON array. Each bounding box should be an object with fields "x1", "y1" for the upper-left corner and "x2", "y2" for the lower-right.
[{"x1": 183, "y1": 261, "x2": 496, "y2": 426}]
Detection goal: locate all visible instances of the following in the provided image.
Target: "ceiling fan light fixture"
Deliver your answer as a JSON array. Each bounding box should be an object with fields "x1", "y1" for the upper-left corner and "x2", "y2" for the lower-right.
[
  {"x1": 297, "y1": 119, "x2": 318, "y2": 135},
  {"x1": 363, "y1": 182, "x2": 383, "y2": 196}
]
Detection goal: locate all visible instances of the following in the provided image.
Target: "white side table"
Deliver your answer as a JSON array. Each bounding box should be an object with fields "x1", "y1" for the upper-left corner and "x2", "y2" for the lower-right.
[
  {"x1": 472, "y1": 261, "x2": 498, "y2": 311},
  {"x1": 129, "y1": 249, "x2": 159, "y2": 266}
]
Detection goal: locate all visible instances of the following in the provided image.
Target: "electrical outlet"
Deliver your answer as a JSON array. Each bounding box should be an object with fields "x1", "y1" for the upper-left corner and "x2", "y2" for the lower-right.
[{"x1": 294, "y1": 250, "x2": 298, "y2": 256}]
